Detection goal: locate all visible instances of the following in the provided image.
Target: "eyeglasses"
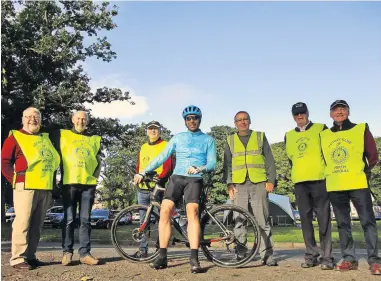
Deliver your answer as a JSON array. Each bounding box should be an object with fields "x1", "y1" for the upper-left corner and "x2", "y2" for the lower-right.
[
  {"x1": 147, "y1": 127, "x2": 160, "y2": 131},
  {"x1": 185, "y1": 115, "x2": 200, "y2": 121},
  {"x1": 235, "y1": 118, "x2": 249, "y2": 123},
  {"x1": 23, "y1": 115, "x2": 41, "y2": 121},
  {"x1": 292, "y1": 112, "x2": 306, "y2": 116}
]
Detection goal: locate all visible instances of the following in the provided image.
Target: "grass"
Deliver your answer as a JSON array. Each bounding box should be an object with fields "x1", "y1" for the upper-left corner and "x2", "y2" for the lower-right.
[{"x1": 1, "y1": 221, "x2": 376, "y2": 247}]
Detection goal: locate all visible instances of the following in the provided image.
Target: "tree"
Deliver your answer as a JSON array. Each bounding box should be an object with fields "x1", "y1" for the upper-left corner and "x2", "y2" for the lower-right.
[
  {"x1": 370, "y1": 137, "x2": 381, "y2": 204},
  {"x1": 1, "y1": 0, "x2": 133, "y2": 219},
  {"x1": 207, "y1": 125, "x2": 236, "y2": 204}
]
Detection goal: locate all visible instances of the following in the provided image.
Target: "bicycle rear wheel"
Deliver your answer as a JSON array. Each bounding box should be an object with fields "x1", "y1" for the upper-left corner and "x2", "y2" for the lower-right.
[
  {"x1": 200, "y1": 204, "x2": 260, "y2": 268},
  {"x1": 111, "y1": 205, "x2": 160, "y2": 263}
]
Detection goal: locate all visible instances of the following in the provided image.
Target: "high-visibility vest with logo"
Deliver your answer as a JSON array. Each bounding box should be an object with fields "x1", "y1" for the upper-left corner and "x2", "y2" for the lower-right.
[
  {"x1": 138, "y1": 140, "x2": 167, "y2": 189},
  {"x1": 286, "y1": 123, "x2": 326, "y2": 183},
  {"x1": 60, "y1": 129, "x2": 101, "y2": 185},
  {"x1": 227, "y1": 131, "x2": 267, "y2": 184},
  {"x1": 11, "y1": 130, "x2": 60, "y2": 190},
  {"x1": 320, "y1": 123, "x2": 367, "y2": 192}
]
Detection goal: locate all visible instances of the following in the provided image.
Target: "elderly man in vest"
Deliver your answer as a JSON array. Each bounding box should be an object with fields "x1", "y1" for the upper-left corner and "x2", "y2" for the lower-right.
[
  {"x1": 320, "y1": 100, "x2": 381, "y2": 275},
  {"x1": 1, "y1": 107, "x2": 60, "y2": 270},
  {"x1": 285, "y1": 102, "x2": 334, "y2": 270},
  {"x1": 134, "y1": 120, "x2": 173, "y2": 258},
  {"x1": 53, "y1": 111, "x2": 102, "y2": 266},
  {"x1": 223, "y1": 111, "x2": 278, "y2": 266}
]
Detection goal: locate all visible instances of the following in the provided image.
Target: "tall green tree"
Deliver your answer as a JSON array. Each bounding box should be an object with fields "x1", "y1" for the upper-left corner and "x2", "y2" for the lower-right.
[{"x1": 1, "y1": 0, "x2": 133, "y2": 219}]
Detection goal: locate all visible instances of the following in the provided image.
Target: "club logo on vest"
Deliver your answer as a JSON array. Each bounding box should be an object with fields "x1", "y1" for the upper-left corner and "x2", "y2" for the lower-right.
[
  {"x1": 40, "y1": 148, "x2": 53, "y2": 161},
  {"x1": 75, "y1": 146, "x2": 91, "y2": 160},
  {"x1": 331, "y1": 146, "x2": 348, "y2": 165},
  {"x1": 298, "y1": 142, "x2": 307, "y2": 152}
]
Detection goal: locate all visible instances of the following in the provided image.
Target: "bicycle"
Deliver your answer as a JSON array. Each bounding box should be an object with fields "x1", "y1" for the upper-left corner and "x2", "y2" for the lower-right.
[{"x1": 111, "y1": 172, "x2": 261, "y2": 268}]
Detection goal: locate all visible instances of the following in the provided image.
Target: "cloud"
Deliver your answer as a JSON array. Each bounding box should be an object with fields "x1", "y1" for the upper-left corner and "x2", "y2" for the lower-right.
[{"x1": 85, "y1": 74, "x2": 149, "y2": 119}]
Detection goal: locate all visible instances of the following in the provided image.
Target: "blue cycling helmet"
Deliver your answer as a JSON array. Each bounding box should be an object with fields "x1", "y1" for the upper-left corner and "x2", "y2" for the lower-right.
[{"x1": 182, "y1": 105, "x2": 202, "y2": 119}]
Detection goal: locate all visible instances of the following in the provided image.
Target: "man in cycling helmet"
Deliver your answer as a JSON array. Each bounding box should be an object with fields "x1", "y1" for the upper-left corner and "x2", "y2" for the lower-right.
[
  {"x1": 134, "y1": 105, "x2": 216, "y2": 273},
  {"x1": 134, "y1": 121, "x2": 174, "y2": 258}
]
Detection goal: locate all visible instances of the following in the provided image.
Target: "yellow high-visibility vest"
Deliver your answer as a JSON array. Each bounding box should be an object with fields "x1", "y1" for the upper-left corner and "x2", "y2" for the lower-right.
[
  {"x1": 138, "y1": 140, "x2": 167, "y2": 189},
  {"x1": 320, "y1": 123, "x2": 368, "y2": 192},
  {"x1": 286, "y1": 123, "x2": 326, "y2": 183},
  {"x1": 11, "y1": 130, "x2": 60, "y2": 190},
  {"x1": 60, "y1": 129, "x2": 101, "y2": 185},
  {"x1": 227, "y1": 131, "x2": 267, "y2": 184}
]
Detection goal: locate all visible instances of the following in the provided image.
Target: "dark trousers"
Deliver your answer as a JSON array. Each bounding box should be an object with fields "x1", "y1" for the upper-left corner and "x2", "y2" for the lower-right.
[
  {"x1": 62, "y1": 184, "x2": 96, "y2": 257},
  {"x1": 295, "y1": 180, "x2": 333, "y2": 263},
  {"x1": 329, "y1": 188, "x2": 381, "y2": 265}
]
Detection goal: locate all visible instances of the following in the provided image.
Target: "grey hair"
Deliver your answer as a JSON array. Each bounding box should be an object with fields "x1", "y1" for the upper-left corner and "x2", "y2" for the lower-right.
[
  {"x1": 234, "y1": 111, "x2": 251, "y2": 122},
  {"x1": 72, "y1": 110, "x2": 90, "y2": 124}
]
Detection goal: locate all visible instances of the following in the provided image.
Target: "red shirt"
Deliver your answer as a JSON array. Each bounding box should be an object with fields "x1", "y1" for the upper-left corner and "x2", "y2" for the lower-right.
[{"x1": 1, "y1": 129, "x2": 34, "y2": 184}]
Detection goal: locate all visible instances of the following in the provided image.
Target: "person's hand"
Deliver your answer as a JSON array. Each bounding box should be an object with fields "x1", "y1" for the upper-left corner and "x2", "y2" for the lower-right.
[
  {"x1": 186, "y1": 166, "x2": 199, "y2": 174},
  {"x1": 134, "y1": 174, "x2": 144, "y2": 185},
  {"x1": 227, "y1": 184, "x2": 237, "y2": 200},
  {"x1": 265, "y1": 182, "x2": 274, "y2": 193}
]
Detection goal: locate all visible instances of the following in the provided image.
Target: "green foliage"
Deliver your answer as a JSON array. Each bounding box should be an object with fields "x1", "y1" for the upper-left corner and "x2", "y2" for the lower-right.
[
  {"x1": 207, "y1": 125, "x2": 236, "y2": 204},
  {"x1": 370, "y1": 137, "x2": 381, "y2": 204}
]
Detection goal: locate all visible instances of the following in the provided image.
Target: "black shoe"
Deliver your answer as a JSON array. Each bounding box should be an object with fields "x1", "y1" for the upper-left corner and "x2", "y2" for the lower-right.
[
  {"x1": 149, "y1": 256, "x2": 167, "y2": 270},
  {"x1": 28, "y1": 259, "x2": 45, "y2": 268},
  {"x1": 12, "y1": 261, "x2": 32, "y2": 270},
  {"x1": 132, "y1": 251, "x2": 148, "y2": 259},
  {"x1": 321, "y1": 262, "x2": 335, "y2": 270},
  {"x1": 301, "y1": 260, "x2": 319, "y2": 268},
  {"x1": 261, "y1": 258, "x2": 278, "y2": 266},
  {"x1": 190, "y1": 259, "x2": 202, "y2": 274}
]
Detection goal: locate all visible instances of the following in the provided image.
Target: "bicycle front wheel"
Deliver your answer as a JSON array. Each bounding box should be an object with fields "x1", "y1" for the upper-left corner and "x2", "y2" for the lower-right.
[
  {"x1": 200, "y1": 204, "x2": 260, "y2": 268},
  {"x1": 111, "y1": 205, "x2": 160, "y2": 263}
]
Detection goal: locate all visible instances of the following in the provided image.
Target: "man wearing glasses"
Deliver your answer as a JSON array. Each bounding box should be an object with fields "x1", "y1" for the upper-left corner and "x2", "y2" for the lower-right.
[
  {"x1": 223, "y1": 111, "x2": 278, "y2": 266},
  {"x1": 134, "y1": 121, "x2": 174, "y2": 258},
  {"x1": 134, "y1": 105, "x2": 216, "y2": 273},
  {"x1": 1, "y1": 107, "x2": 60, "y2": 269},
  {"x1": 285, "y1": 102, "x2": 334, "y2": 270}
]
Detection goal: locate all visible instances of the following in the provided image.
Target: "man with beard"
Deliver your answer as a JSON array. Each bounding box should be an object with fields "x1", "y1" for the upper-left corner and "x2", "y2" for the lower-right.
[{"x1": 1, "y1": 107, "x2": 60, "y2": 269}]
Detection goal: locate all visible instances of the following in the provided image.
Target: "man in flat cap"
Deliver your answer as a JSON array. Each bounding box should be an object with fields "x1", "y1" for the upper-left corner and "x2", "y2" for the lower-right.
[{"x1": 320, "y1": 100, "x2": 381, "y2": 275}]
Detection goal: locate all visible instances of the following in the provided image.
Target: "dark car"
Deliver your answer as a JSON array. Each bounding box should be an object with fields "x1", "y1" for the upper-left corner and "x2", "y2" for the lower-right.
[
  {"x1": 44, "y1": 206, "x2": 65, "y2": 228},
  {"x1": 90, "y1": 209, "x2": 114, "y2": 229},
  {"x1": 5, "y1": 207, "x2": 15, "y2": 223}
]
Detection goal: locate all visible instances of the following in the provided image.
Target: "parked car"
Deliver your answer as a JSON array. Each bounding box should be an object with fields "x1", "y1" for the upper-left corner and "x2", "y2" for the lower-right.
[
  {"x1": 44, "y1": 206, "x2": 64, "y2": 228},
  {"x1": 132, "y1": 212, "x2": 140, "y2": 222},
  {"x1": 90, "y1": 209, "x2": 114, "y2": 229},
  {"x1": 118, "y1": 212, "x2": 133, "y2": 225},
  {"x1": 5, "y1": 207, "x2": 15, "y2": 223}
]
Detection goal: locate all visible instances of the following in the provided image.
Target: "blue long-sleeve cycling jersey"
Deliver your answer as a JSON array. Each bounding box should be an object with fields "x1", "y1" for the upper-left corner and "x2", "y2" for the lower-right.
[{"x1": 142, "y1": 130, "x2": 216, "y2": 178}]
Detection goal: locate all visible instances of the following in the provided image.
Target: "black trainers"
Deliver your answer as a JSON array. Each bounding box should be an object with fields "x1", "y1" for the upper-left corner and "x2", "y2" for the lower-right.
[
  {"x1": 149, "y1": 256, "x2": 167, "y2": 270},
  {"x1": 301, "y1": 260, "x2": 319, "y2": 268},
  {"x1": 261, "y1": 258, "x2": 278, "y2": 266},
  {"x1": 190, "y1": 258, "x2": 202, "y2": 274}
]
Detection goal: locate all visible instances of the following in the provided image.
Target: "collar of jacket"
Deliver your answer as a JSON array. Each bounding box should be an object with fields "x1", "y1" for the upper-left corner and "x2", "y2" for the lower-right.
[
  {"x1": 331, "y1": 118, "x2": 356, "y2": 132},
  {"x1": 295, "y1": 121, "x2": 313, "y2": 132}
]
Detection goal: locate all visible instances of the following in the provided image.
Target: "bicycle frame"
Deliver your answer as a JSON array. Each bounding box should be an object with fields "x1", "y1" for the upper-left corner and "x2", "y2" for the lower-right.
[{"x1": 137, "y1": 178, "x2": 232, "y2": 247}]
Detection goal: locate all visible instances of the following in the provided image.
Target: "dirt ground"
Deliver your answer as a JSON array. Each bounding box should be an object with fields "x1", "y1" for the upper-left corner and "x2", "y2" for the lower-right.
[{"x1": 1, "y1": 244, "x2": 380, "y2": 281}]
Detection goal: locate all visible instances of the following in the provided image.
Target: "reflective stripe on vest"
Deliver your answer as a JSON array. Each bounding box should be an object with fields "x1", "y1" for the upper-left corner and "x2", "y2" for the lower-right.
[
  {"x1": 227, "y1": 131, "x2": 267, "y2": 184},
  {"x1": 11, "y1": 130, "x2": 60, "y2": 190},
  {"x1": 285, "y1": 123, "x2": 326, "y2": 183},
  {"x1": 138, "y1": 140, "x2": 167, "y2": 189},
  {"x1": 60, "y1": 129, "x2": 101, "y2": 185},
  {"x1": 320, "y1": 123, "x2": 367, "y2": 192}
]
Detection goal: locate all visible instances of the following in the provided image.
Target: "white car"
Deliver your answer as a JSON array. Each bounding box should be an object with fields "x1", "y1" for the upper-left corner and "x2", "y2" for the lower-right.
[{"x1": 5, "y1": 207, "x2": 15, "y2": 223}]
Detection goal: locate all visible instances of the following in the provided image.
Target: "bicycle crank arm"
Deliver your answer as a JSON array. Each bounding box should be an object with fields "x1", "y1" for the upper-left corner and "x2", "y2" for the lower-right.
[{"x1": 172, "y1": 237, "x2": 190, "y2": 247}]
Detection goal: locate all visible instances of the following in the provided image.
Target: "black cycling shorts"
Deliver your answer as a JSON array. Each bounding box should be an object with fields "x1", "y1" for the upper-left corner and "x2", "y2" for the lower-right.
[{"x1": 163, "y1": 175, "x2": 203, "y2": 205}]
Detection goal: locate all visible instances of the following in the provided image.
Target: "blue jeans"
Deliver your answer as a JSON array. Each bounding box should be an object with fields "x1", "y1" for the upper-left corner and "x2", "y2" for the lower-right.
[
  {"x1": 62, "y1": 185, "x2": 96, "y2": 257},
  {"x1": 137, "y1": 191, "x2": 151, "y2": 252}
]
